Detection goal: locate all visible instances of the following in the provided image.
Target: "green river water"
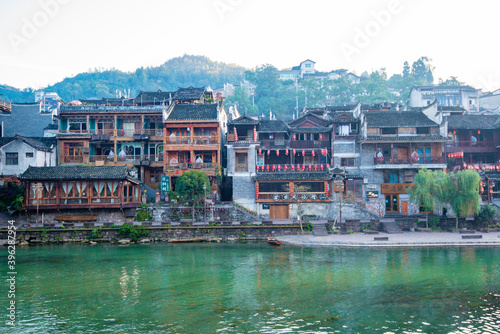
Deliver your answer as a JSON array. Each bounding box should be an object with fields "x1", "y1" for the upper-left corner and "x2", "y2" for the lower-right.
[{"x1": 1, "y1": 243, "x2": 500, "y2": 333}]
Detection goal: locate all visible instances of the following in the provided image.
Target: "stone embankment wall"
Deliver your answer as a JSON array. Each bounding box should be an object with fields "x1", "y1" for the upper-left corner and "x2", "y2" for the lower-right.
[{"x1": 0, "y1": 225, "x2": 301, "y2": 245}]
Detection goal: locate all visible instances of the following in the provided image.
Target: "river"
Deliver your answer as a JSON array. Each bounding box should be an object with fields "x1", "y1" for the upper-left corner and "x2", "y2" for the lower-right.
[{"x1": 1, "y1": 243, "x2": 500, "y2": 333}]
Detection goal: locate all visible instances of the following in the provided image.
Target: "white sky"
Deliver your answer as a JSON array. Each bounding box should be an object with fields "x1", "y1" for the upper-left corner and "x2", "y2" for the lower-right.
[{"x1": 1, "y1": 0, "x2": 499, "y2": 91}]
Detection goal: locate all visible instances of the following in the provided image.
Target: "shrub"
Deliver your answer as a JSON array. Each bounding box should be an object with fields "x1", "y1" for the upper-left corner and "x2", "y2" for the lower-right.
[
  {"x1": 475, "y1": 204, "x2": 499, "y2": 228},
  {"x1": 136, "y1": 205, "x2": 152, "y2": 221},
  {"x1": 429, "y1": 217, "x2": 440, "y2": 227},
  {"x1": 118, "y1": 223, "x2": 151, "y2": 241},
  {"x1": 303, "y1": 221, "x2": 314, "y2": 232},
  {"x1": 88, "y1": 226, "x2": 103, "y2": 240}
]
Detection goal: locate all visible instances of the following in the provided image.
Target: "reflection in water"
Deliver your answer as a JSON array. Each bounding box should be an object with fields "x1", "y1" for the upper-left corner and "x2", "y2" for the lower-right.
[{"x1": 2, "y1": 244, "x2": 500, "y2": 333}]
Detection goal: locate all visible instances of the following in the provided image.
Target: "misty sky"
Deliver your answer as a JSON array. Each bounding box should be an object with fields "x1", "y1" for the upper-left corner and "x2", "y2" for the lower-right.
[{"x1": 0, "y1": 0, "x2": 499, "y2": 91}]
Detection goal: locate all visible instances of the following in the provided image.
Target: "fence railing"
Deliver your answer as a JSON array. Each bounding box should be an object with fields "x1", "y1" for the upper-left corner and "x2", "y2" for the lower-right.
[{"x1": 374, "y1": 157, "x2": 446, "y2": 165}]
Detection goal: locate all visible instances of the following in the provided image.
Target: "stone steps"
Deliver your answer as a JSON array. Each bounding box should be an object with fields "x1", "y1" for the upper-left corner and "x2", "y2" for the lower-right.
[{"x1": 381, "y1": 220, "x2": 403, "y2": 234}]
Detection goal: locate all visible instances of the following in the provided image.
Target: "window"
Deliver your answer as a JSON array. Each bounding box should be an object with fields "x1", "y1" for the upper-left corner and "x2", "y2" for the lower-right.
[
  {"x1": 346, "y1": 179, "x2": 363, "y2": 199},
  {"x1": 235, "y1": 152, "x2": 248, "y2": 172},
  {"x1": 68, "y1": 118, "x2": 87, "y2": 133},
  {"x1": 259, "y1": 182, "x2": 289, "y2": 193},
  {"x1": 150, "y1": 170, "x2": 162, "y2": 184},
  {"x1": 416, "y1": 127, "x2": 430, "y2": 135},
  {"x1": 6, "y1": 153, "x2": 18, "y2": 165},
  {"x1": 341, "y1": 158, "x2": 355, "y2": 167},
  {"x1": 294, "y1": 182, "x2": 325, "y2": 193},
  {"x1": 305, "y1": 64, "x2": 312, "y2": 68},
  {"x1": 381, "y1": 128, "x2": 397, "y2": 135},
  {"x1": 26, "y1": 152, "x2": 34, "y2": 158},
  {"x1": 384, "y1": 172, "x2": 399, "y2": 183},
  {"x1": 61, "y1": 181, "x2": 89, "y2": 204}
]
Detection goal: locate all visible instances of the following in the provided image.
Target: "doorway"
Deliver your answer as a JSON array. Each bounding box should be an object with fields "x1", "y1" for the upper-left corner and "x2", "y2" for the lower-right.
[
  {"x1": 270, "y1": 204, "x2": 289, "y2": 219},
  {"x1": 385, "y1": 194, "x2": 399, "y2": 213}
]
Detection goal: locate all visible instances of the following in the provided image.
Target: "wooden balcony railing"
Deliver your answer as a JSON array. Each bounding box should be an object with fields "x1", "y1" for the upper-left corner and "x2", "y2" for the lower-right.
[
  {"x1": 255, "y1": 164, "x2": 330, "y2": 173},
  {"x1": 62, "y1": 155, "x2": 85, "y2": 163},
  {"x1": 446, "y1": 140, "x2": 494, "y2": 148},
  {"x1": 166, "y1": 136, "x2": 219, "y2": 145},
  {"x1": 374, "y1": 157, "x2": 446, "y2": 165},
  {"x1": 288, "y1": 140, "x2": 330, "y2": 149}
]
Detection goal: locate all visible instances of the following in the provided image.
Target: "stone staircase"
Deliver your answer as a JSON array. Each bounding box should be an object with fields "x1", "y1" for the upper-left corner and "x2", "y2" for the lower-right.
[
  {"x1": 380, "y1": 219, "x2": 403, "y2": 234},
  {"x1": 312, "y1": 221, "x2": 329, "y2": 236}
]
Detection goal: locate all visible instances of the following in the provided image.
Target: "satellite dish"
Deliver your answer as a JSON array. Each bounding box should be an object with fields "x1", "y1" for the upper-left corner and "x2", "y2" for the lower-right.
[{"x1": 471, "y1": 136, "x2": 477, "y2": 146}]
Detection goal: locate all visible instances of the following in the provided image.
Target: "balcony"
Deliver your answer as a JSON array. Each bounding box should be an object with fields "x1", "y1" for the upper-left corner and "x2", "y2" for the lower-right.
[
  {"x1": 289, "y1": 140, "x2": 330, "y2": 149},
  {"x1": 164, "y1": 162, "x2": 217, "y2": 177},
  {"x1": 374, "y1": 157, "x2": 446, "y2": 168},
  {"x1": 62, "y1": 155, "x2": 85, "y2": 163},
  {"x1": 257, "y1": 193, "x2": 330, "y2": 202},
  {"x1": 165, "y1": 136, "x2": 219, "y2": 148},
  {"x1": 446, "y1": 140, "x2": 496, "y2": 153},
  {"x1": 256, "y1": 164, "x2": 330, "y2": 173}
]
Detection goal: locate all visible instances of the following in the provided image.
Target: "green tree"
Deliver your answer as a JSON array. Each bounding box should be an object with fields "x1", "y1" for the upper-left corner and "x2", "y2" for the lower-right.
[
  {"x1": 411, "y1": 56, "x2": 434, "y2": 84},
  {"x1": 444, "y1": 170, "x2": 481, "y2": 229},
  {"x1": 438, "y1": 76, "x2": 463, "y2": 86},
  {"x1": 406, "y1": 169, "x2": 442, "y2": 228},
  {"x1": 474, "y1": 204, "x2": 498, "y2": 229},
  {"x1": 225, "y1": 86, "x2": 258, "y2": 115},
  {"x1": 175, "y1": 171, "x2": 210, "y2": 222}
]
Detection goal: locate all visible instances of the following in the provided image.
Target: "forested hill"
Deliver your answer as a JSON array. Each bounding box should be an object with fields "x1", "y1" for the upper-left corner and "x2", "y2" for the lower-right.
[{"x1": 0, "y1": 55, "x2": 246, "y2": 103}]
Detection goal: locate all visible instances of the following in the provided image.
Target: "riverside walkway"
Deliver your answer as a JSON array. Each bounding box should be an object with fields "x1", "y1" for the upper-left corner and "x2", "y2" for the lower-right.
[{"x1": 277, "y1": 231, "x2": 500, "y2": 247}]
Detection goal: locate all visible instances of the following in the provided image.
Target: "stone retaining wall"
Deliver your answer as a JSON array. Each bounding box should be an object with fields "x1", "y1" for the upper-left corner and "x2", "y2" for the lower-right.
[{"x1": 0, "y1": 225, "x2": 301, "y2": 245}]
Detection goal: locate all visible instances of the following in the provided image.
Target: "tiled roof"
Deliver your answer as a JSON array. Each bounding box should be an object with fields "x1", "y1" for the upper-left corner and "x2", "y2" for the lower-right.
[
  {"x1": 16, "y1": 136, "x2": 56, "y2": 151},
  {"x1": 447, "y1": 115, "x2": 500, "y2": 130},
  {"x1": 173, "y1": 86, "x2": 205, "y2": 101},
  {"x1": 229, "y1": 115, "x2": 259, "y2": 125},
  {"x1": 135, "y1": 90, "x2": 175, "y2": 102},
  {"x1": 0, "y1": 137, "x2": 15, "y2": 147},
  {"x1": 166, "y1": 103, "x2": 218, "y2": 121},
  {"x1": 20, "y1": 166, "x2": 129, "y2": 181},
  {"x1": 254, "y1": 172, "x2": 334, "y2": 181},
  {"x1": 43, "y1": 123, "x2": 58, "y2": 130},
  {"x1": 59, "y1": 105, "x2": 164, "y2": 114},
  {"x1": 365, "y1": 111, "x2": 437, "y2": 128},
  {"x1": 328, "y1": 111, "x2": 358, "y2": 122},
  {"x1": 413, "y1": 85, "x2": 478, "y2": 92},
  {"x1": 259, "y1": 120, "x2": 288, "y2": 132},
  {"x1": 288, "y1": 126, "x2": 332, "y2": 133},
  {"x1": 363, "y1": 135, "x2": 446, "y2": 142}
]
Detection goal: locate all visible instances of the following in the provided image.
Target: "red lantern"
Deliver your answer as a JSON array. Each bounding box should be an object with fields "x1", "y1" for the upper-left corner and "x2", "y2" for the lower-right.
[
  {"x1": 293, "y1": 134, "x2": 296, "y2": 140},
  {"x1": 303, "y1": 165, "x2": 306, "y2": 170},
  {"x1": 276, "y1": 150, "x2": 279, "y2": 156},
  {"x1": 291, "y1": 165, "x2": 295, "y2": 170},
  {"x1": 284, "y1": 165, "x2": 288, "y2": 171},
  {"x1": 302, "y1": 150, "x2": 305, "y2": 156},
  {"x1": 278, "y1": 164, "x2": 281, "y2": 171},
  {"x1": 256, "y1": 165, "x2": 259, "y2": 171},
  {"x1": 308, "y1": 165, "x2": 312, "y2": 170},
  {"x1": 293, "y1": 149, "x2": 296, "y2": 155},
  {"x1": 272, "y1": 165, "x2": 276, "y2": 171},
  {"x1": 256, "y1": 184, "x2": 259, "y2": 198},
  {"x1": 297, "y1": 164, "x2": 301, "y2": 170},
  {"x1": 261, "y1": 166, "x2": 264, "y2": 171},
  {"x1": 320, "y1": 164, "x2": 324, "y2": 170},
  {"x1": 327, "y1": 164, "x2": 330, "y2": 169},
  {"x1": 319, "y1": 134, "x2": 323, "y2": 140},
  {"x1": 314, "y1": 164, "x2": 318, "y2": 170},
  {"x1": 478, "y1": 130, "x2": 481, "y2": 135},
  {"x1": 267, "y1": 150, "x2": 270, "y2": 156},
  {"x1": 312, "y1": 150, "x2": 315, "y2": 156},
  {"x1": 453, "y1": 130, "x2": 456, "y2": 135},
  {"x1": 259, "y1": 149, "x2": 262, "y2": 155},
  {"x1": 285, "y1": 149, "x2": 289, "y2": 155},
  {"x1": 266, "y1": 165, "x2": 269, "y2": 171}
]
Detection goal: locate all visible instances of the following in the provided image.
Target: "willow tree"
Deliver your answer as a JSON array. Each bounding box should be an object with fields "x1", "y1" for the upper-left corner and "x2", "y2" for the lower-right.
[
  {"x1": 445, "y1": 170, "x2": 481, "y2": 229},
  {"x1": 407, "y1": 169, "x2": 442, "y2": 228}
]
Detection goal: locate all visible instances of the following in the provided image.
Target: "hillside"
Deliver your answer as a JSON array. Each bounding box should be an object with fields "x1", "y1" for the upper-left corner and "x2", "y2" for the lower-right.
[{"x1": 0, "y1": 55, "x2": 246, "y2": 103}]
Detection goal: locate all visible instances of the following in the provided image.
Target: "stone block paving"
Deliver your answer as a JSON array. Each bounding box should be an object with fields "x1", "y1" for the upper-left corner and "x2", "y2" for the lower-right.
[{"x1": 278, "y1": 231, "x2": 500, "y2": 247}]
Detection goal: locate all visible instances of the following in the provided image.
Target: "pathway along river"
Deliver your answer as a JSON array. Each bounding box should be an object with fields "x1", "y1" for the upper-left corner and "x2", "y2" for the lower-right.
[{"x1": 2, "y1": 243, "x2": 500, "y2": 333}]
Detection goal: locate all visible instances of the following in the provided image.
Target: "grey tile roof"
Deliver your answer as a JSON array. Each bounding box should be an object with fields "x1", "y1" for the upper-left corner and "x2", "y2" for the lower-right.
[
  {"x1": 20, "y1": 166, "x2": 129, "y2": 181},
  {"x1": 173, "y1": 87, "x2": 205, "y2": 101},
  {"x1": 363, "y1": 135, "x2": 446, "y2": 141},
  {"x1": 328, "y1": 111, "x2": 358, "y2": 122},
  {"x1": 447, "y1": 115, "x2": 500, "y2": 130},
  {"x1": 135, "y1": 90, "x2": 175, "y2": 102},
  {"x1": 0, "y1": 103, "x2": 53, "y2": 137},
  {"x1": 60, "y1": 105, "x2": 164, "y2": 114},
  {"x1": 43, "y1": 123, "x2": 58, "y2": 130},
  {"x1": 365, "y1": 111, "x2": 437, "y2": 128},
  {"x1": 16, "y1": 136, "x2": 56, "y2": 151},
  {"x1": 0, "y1": 137, "x2": 15, "y2": 147},
  {"x1": 166, "y1": 103, "x2": 218, "y2": 121},
  {"x1": 259, "y1": 120, "x2": 288, "y2": 132},
  {"x1": 229, "y1": 115, "x2": 259, "y2": 125}
]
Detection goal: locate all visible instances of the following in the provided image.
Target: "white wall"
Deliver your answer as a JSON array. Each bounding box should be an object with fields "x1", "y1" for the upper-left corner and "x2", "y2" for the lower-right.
[{"x1": 1, "y1": 140, "x2": 56, "y2": 175}]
